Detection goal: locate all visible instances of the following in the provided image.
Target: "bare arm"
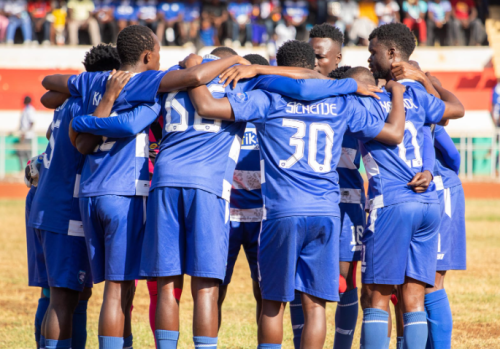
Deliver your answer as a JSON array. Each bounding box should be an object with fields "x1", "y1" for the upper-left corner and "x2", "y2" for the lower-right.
[
  {"x1": 158, "y1": 54, "x2": 250, "y2": 93},
  {"x1": 188, "y1": 85, "x2": 234, "y2": 121},
  {"x1": 373, "y1": 81, "x2": 406, "y2": 145},
  {"x1": 41, "y1": 74, "x2": 72, "y2": 93},
  {"x1": 40, "y1": 91, "x2": 70, "y2": 109},
  {"x1": 433, "y1": 81, "x2": 465, "y2": 121},
  {"x1": 392, "y1": 61, "x2": 440, "y2": 98}
]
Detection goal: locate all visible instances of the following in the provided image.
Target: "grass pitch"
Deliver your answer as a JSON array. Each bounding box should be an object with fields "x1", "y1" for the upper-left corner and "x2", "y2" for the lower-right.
[{"x1": 0, "y1": 199, "x2": 499, "y2": 348}]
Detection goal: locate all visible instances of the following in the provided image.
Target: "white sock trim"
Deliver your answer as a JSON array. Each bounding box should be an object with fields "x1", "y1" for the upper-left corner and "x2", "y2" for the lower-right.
[
  {"x1": 338, "y1": 300, "x2": 359, "y2": 307},
  {"x1": 363, "y1": 320, "x2": 388, "y2": 324},
  {"x1": 404, "y1": 321, "x2": 428, "y2": 327}
]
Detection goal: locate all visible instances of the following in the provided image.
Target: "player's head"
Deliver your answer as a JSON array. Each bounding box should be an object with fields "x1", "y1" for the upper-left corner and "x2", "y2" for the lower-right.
[
  {"x1": 24, "y1": 96, "x2": 32, "y2": 105},
  {"x1": 211, "y1": 46, "x2": 238, "y2": 59},
  {"x1": 277, "y1": 40, "x2": 315, "y2": 69},
  {"x1": 83, "y1": 44, "x2": 121, "y2": 72},
  {"x1": 308, "y1": 23, "x2": 344, "y2": 76},
  {"x1": 243, "y1": 54, "x2": 270, "y2": 65},
  {"x1": 368, "y1": 23, "x2": 416, "y2": 80},
  {"x1": 116, "y1": 25, "x2": 161, "y2": 71},
  {"x1": 344, "y1": 66, "x2": 377, "y2": 86},
  {"x1": 327, "y1": 65, "x2": 351, "y2": 79}
]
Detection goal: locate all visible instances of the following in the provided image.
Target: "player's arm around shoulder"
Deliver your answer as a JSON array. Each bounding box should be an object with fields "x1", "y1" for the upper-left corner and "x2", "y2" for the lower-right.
[
  {"x1": 188, "y1": 85, "x2": 234, "y2": 121},
  {"x1": 373, "y1": 81, "x2": 406, "y2": 145}
]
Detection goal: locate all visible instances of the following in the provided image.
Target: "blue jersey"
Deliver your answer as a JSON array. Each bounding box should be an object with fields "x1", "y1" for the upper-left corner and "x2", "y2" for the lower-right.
[
  {"x1": 338, "y1": 134, "x2": 365, "y2": 205},
  {"x1": 28, "y1": 98, "x2": 85, "y2": 236},
  {"x1": 283, "y1": 0, "x2": 309, "y2": 21},
  {"x1": 184, "y1": 1, "x2": 200, "y2": 22},
  {"x1": 359, "y1": 84, "x2": 445, "y2": 211},
  {"x1": 227, "y1": 91, "x2": 385, "y2": 220},
  {"x1": 157, "y1": 2, "x2": 185, "y2": 20},
  {"x1": 230, "y1": 124, "x2": 263, "y2": 222},
  {"x1": 493, "y1": 83, "x2": 500, "y2": 125},
  {"x1": 137, "y1": 0, "x2": 157, "y2": 20},
  {"x1": 151, "y1": 58, "x2": 247, "y2": 201},
  {"x1": 433, "y1": 125, "x2": 461, "y2": 189},
  {"x1": 68, "y1": 70, "x2": 165, "y2": 197},
  {"x1": 113, "y1": 0, "x2": 138, "y2": 20},
  {"x1": 228, "y1": 1, "x2": 253, "y2": 22}
]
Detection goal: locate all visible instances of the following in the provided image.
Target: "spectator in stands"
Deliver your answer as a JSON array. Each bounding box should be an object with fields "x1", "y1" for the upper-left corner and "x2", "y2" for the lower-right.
[
  {"x1": 18, "y1": 96, "x2": 35, "y2": 169},
  {"x1": 402, "y1": 0, "x2": 428, "y2": 45},
  {"x1": 282, "y1": 0, "x2": 309, "y2": 40},
  {"x1": 114, "y1": 0, "x2": 138, "y2": 33},
  {"x1": 375, "y1": 0, "x2": 400, "y2": 25},
  {"x1": 51, "y1": 0, "x2": 67, "y2": 45},
  {"x1": 67, "y1": 0, "x2": 101, "y2": 45},
  {"x1": 325, "y1": 2, "x2": 346, "y2": 36},
  {"x1": 274, "y1": 13, "x2": 296, "y2": 47},
  {"x1": 5, "y1": 0, "x2": 32, "y2": 44},
  {"x1": 450, "y1": 0, "x2": 486, "y2": 45},
  {"x1": 28, "y1": 0, "x2": 51, "y2": 45},
  {"x1": 201, "y1": 0, "x2": 228, "y2": 46},
  {"x1": 94, "y1": 0, "x2": 117, "y2": 44},
  {"x1": 493, "y1": 79, "x2": 500, "y2": 128},
  {"x1": 137, "y1": 0, "x2": 159, "y2": 32},
  {"x1": 0, "y1": 2, "x2": 8, "y2": 43},
  {"x1": 249, "y1": 0, "x2": 269, "y2": 46},
  {"x1": 427, "y1": 0, "x2": 452, "y2": 46},
  {"x1": 228, "y1": 0, "x2": 253, "y2": 47},
  {"x1": 337, "y1": 0, "x2": 360, "y2": 45},
  {"x1": 349, "y1": 0, "x2": 377, "y2": 45},
  {"x1": 258, "y1": 0, "x2": 282, "y2": 39},
  {"x1": 200, "y1": 17, "x2": 216, "y2": 46},
  {"x1": 157, "y1": 0, "x2": 185, "y2": 46},
  {"x1": 183, "y1": 0, "x2": 201, "y2": 46}
]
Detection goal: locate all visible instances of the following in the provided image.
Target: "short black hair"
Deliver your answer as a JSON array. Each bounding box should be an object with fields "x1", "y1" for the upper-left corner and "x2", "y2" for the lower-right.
[
  {"x1": 276, "y1": 40, "x2": 315, "y2": 69},
  {"x1": 327, "y1": 65, "x2": 351, "y2": 79},
  {"x1": 309, "y1": 23, "x2": 344, "y2": 45},
  {"x1": 344, "y1": 66, "x2": 376, "y2": 85},
  {"x1": 368, "y1": 23, "x2": 416, "y2": 60},
  {"x1": 24, "y1": 96, "x2": 32, "y2": 105},
  {"x1": 243, "y1": 54, "x2": 269, "y2": 65},
  {"x1": 83, "y1": 44, "x2": 121, "y2": 72},
  {"x1": 211, "y1": 46, "x2": 238, "y2": 57},
  {"x1": 116, "y1": 25, "x2": 155, "y2": 66}
]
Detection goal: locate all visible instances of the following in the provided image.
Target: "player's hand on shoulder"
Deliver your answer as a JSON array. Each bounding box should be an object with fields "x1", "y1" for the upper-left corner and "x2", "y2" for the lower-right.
[
  {"x1": 425, "y1": 72, "x2": 443, "y2": 88},
  {"x1": 356, "y1": 81, "x2": 382, "y2": 100},
  {"x1": 407, "y1": 170, "x2": 433, "y2": 193},
  {"x1": 385, "y1": 80, "x2": 405, "y2": 93},
  {"x1": 220, "y1": 64, "x2": 257, "y2": 88},
  {"x1": 391, "y1": 61, "x2": 425, "y2": 82},
  {"x1": 105, "y1": 70, "x2": 132, "y2": 101},
  {"x1": 179, "y1": 53, "x2": 203, "y2": 69}
]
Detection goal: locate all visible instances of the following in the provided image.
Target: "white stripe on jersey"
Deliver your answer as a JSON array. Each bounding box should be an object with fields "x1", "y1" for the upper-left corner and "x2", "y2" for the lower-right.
[
  {"x1": 230, "y1": 207, "x2": 263, "y2": 222},
  {"x1": 339, "y1": 188, "x2": 363, "y2": 204},
  {"x1": 362, "y1": 152, "x2": 380, "y2": 180},
  {"x1": 135, "y1": 179, "x2": 150, "y2": 196},
  {"x1": 368, "y1": 195, "x2": 384, "y2": 211},
  {"x1": 337, "y1": 147, "x2": 357, "y2": 169},
  {"x1": 68, "y1": 220, "x2": 85, "y2": 237},
  {"x1": 222, "y1": 179, "x2": 232, "y2": 202},
  {"x1": 232, "y1": 170, "x2": 261, "y2": 191},
  {"x1": 73, "y1": 174, "x2": 81, "y2": 198},
  {"x1": 228, "y1": 134, "x2": 242, "y2": 163},
  {"x1": 433, "y1": 175, "x2": 444, "y2": 191},
  {"x1": 135, "y1": 133, "x2": 149, "y2": 158}
]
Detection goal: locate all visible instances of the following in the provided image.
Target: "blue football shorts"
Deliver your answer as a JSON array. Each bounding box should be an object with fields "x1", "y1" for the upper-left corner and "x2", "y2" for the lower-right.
[
  {"x1": 339, "y1": 202, "x2": 366, "y2": 262},
  {"x1": 26, "y1": 188, "x2": 48, "y2": 288}
]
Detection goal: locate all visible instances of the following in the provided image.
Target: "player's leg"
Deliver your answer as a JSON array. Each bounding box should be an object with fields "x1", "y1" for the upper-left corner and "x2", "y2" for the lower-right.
[
  {"x1": 218, "y1": 284, "x2": 229, "y2": 330},
  {"x1": 35, "y1": 289, "x2": 50, "y2": 349},
  {"x1": 156, "y1": 275, "x2": 183, "y2": 349},
  {"x1": 147, "y1": 279, "x2": 158, "y2": 337},
  {"x1": 192, "y1": 276, "x2": 220, "y2": 347},
  {"x1": 392, "y1": 288, "x2": 405, "y2": 349},
  {"x1": 424, "y1": 272, "x2": 449, "y2": 349},
  {"x1": 252, "y1": 280, "x2": 263, "y2": 323},
  {"x1": 259, "y1": 300, "x2": 287, "y2": 347},
  {"x1": 43, "y1": 287, "x2": 80, "y2": 344},
  {"x1": 299, "y1": 293, "x2": 327, "y2": 349},
  {"x1": 360, "y1": 283, "x2": 393, "y2": 349},
  {"x1": 243, "y1": 221, "x2": 263, "y2": 324},
  {"x1": 72, "y1": 287, "x2": 92, "y2": 349},
  {"x1": 402, "y1": 203, "x2": 441, "y2": 349}
]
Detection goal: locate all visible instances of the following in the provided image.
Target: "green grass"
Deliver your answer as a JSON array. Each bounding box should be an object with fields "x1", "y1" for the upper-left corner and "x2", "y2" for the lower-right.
[{"x1": 0, "y1": 199, "x2": 499, "y2": 348}]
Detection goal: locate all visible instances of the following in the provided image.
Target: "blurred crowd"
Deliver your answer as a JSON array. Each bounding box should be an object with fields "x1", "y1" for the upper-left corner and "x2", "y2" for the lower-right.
[{"x1": 0, "y1": 0, "x2": 489, "y2": 48}]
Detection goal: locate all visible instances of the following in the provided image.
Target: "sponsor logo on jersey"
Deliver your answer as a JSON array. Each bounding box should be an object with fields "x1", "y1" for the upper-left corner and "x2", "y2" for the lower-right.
[
  {"x1": 241, "y1": 128, "x2": 259, "y2": 150},
  {"x1": 78, "y1": 270, "x2": 86, "y2": 284}
]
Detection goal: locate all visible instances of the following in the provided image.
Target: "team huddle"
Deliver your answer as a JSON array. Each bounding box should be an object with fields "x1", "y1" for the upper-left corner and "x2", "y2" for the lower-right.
[{"x1": 24, "y1": 21, "x2": 467, "y2": 349}]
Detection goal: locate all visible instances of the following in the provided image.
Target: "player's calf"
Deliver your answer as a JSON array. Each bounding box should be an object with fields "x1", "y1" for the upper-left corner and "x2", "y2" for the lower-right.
[
  {"x1": 360, "y1": 283, "x2": 393, "y2": 349},
  {"x1": 398, "y1": 278, "x2": 428, "y2": 349},
  {"x1": 155, "y1": 275, "x2": 183, "y2": 349},
  {"x1": 258, "y1": 299, "x2": 287, "y2": 348},
  {"x1": 192, "y1": 276, "x2": 219, "y2": 347},
  {"x1": 300, "y1": 293, "x2": 327, "y2": 349},
  {"x1": 424, "y1": 272, "x2": 452, "y2": 349}
]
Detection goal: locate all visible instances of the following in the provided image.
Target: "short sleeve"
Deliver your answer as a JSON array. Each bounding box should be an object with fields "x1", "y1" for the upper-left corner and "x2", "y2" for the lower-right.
[
  {"x1": 393, "y1": 2, "x2": 400, "y2": 11},
  {"x1": 442, "y1": 1, "x2": 452, "y2": 11},
  {"x1": 227, "y1": 90, "x2": 273, "y2": 124},
  {"x1": 422, "y1": 92, "x2": 445, "y2": 124},
  {"x1": 402, "y1": 2, "x2": 409, "y2": 11},
  {"x1": 347, "y1": 97, "x2": 386, "y2": 142},
  {"x1": 121, "y1": 69, "x2": 168, "y2": 107},
  {"x1": 420, "y1": 1, "x2": 428, "y2": 12},
  {"x1": 67, "y1": 72, "x2": 89, "y2": 98},
  {"x1": 375, "y1": 3, "x2": 384, "y2": 15}
]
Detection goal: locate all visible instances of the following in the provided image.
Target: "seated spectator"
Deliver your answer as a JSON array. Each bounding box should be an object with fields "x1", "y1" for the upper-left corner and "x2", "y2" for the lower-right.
[
  {"x1": 157, "y1": 0, "x2": 185, "y2": 45},
  {"x1": 5, "y1": 0, "x2": 32, "y2": 44},
  {"x1": 325, "y1": 2, "x2": 346, "y2": 37},
  {"x1": 228, "y1": 0, "x2": 253, "y2": 47},
  {"x1": 450, "y1": 0, "x2": 486, "y2": 45},
  {"x1": 0, "y1": 2, "x2": 8, "y2": 43},
  {"x1": 428, "y1": 0, "x2": 452, "y2": 46},
  {"x1": 114, "y1": 0, "x2": 139, "y2": 33},
  {"x1": 253, "y1": 0, "x2": 281, "y2": 40},
  {"x1": 67, "y1": 0, "x2": 101, "y2": 45},
  {"x1": 183, "y1": 0, "x2": 201, "y2": 46},
  {"x1": 375, "y1": 0, "x2": 400, "y2": 25},
  {"x1": 28, "y1": 0, "x2": 51, "y2": 45},
  {"x1": 94, "y1": 0, "x2": 117, "y2": 43},
  {"x1": 403, "y1": 0, "x2": 428, "y2": 45},
  {"x1": 201, "y1": 0, "x2": 228, "y2": 46},
  {"x1": 337, "y1": 0, "x2": 360, "y2": 45},
  {"x1": 200, "y1": 17, "x2": 216, "y2": 46},
  {"x1": 282, "y1": 0, "x2": 309, "y2": 40},
  {"x1": 274, "y1": 15, "x2": 296, "y2": 47},
  {"x1": 350, "y1": 0, "x2": 377, "y2": 45},
  {"x1": 51, "y1": 0, "x2": 67, "y2": 45},
  {"x1": 137, "y1": 0, "x2": 159, "y2": 32}
]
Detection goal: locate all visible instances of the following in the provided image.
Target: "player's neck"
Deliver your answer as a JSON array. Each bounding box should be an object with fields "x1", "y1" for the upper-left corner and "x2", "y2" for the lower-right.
[{"x1": 118, "y1": 64, "x2": 147, "y2": 73}]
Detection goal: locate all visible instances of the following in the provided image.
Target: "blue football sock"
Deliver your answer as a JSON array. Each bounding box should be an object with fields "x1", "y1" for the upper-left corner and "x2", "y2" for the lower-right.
[
  {"x1": 123, "y1": 334, "x2": 133, "y2": 349},
  {"x1": 360, "y1": 308, "x2": 389, "y2": 349},
  {"x1": 334, "y1": 287, "x2": 359, "y2": 349},
  {"x1": 45, "y1": 338, "x2": 71, "y2": 349},
  {"x1": 397, "y1": 336, "x2": 404, "y2": 349},
  {"x1": 35, "y1": 297, "x2": 50, "y2": 344},
  {"x1": 40, "y1": 335, "x2": 46, "y2": 349},
  {"x1": 155, "y1": 330, "x2": 179, "y2": 349},
  {"x1": 425, "y1": 289, "x2": 452, "y2": 349},
  {"x1": 257, "y1": 344, "x2": 282, "y2": 349},
  {"x1": 289, "y1": 290, "x2": 304, "y2": 349},
  {"x1": 193, "y1": 336, "x2": 217, "y2": 349},
  {"x1": 72, "y1": 300, "x2": 88, "y2": 349},
  {"x1": 403, "y1": 312, "x2": 428, "y2": 349},
  {"x1": 385, "y1": 336, "x2": 391, "y2": 349},
  {"x1": 99, "y1": 336, "x2": 124, "y2": 349}
]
